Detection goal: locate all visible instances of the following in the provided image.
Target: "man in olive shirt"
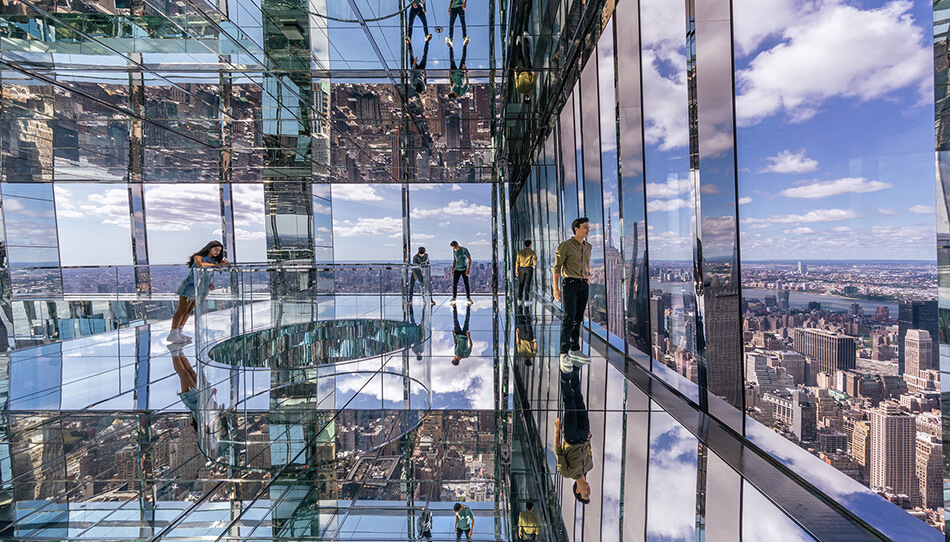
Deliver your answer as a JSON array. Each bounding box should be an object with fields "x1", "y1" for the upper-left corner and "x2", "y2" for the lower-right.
[
  {"x1": 518, "y1": 502, "x2": 540, "y2": 540},
  {"x1": 553, "y1": 217, "x2": 592, "y2": 371},
  {"x1": 450, "y1": 240, "x2": 473, "y2": 304},
  {"x1": 515, "y1": 239, "x2": 536, "y2": 302},
  {"x1": 554, "y1": 365, "x2": 593, "y2": 504}
]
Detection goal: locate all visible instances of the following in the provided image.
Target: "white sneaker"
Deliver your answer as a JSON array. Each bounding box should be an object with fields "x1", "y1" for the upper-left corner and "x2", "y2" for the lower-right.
[
  {"x1": 463, "y1": 36, "x2": 470, "y2": 46},
  {"x1": 445, "y1": 37, "x2": 453, "y2": 47},
  {"x1": 166, "y1": 330, "x2": 188, "y2": 343},
  {"x1": 569, "y1": 349, "x2": 591, "y2": 366},
  {"x1": 178, "y1": 331, "x2": 193, "y2": 343},
  {"x1": 559, "y1": 353, "x2": 573, "y2": 373}
]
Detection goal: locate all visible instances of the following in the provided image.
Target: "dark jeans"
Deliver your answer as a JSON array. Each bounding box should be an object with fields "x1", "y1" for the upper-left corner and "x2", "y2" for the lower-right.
[
  {"x1": 449, "y1": 6, "x2": 467, "y2": 40},
  {"x1": 456, "y1": 527, "x2": 472, "y2": 541},
  {"x1": 521, "y1": 534, "x2": 537, "y2": 541},
  {"x1": 517, "y1": 267, "x2": 534, "y2": 300},
  {"x1": 449, "y1": 42, "x2": 468, "y2": 70},
  {"x1": 420, "y1": 529, "x2": 432, "y2": 541},
  {"x1": 559, "y1": 278, "x2": 588, "y2": 354},
  {"x1": 453, "y1": 303, "x2": 471, "y2": 335},
  {"x1": 560, "y1": 366, "x2": 589, "y2": 445},
  {"x1": 409, "y1": 270, "x2": 424, "y2": 298},
  {"x1": 408, "y1": 4, "x2": 428, "y2": 36},
  {"x1": 452, "y1": 269, "x2": 471, "y2": 298}
]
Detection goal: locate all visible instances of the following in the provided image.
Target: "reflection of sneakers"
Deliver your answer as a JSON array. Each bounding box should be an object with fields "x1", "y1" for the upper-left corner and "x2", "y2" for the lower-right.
[
  {"x1": 569, "y1": 349, "x2": 591, "y2": 366},
  {"x1": 431, "y1": 299, "x2": 436, "y2": 306},
  {"x1": 425, "y1": 33, "x2": 432, "y2": 42},
  {"x1": 559, "y1": 353, "x2": 573, "y2": 373},
  {"x1": 166, "y1": 343, "x2": 184, "y2": 356},
  {"x1": 449, "y1": 298, "x2": 457, "y2": 305},
  {"x1": 466, "y1": 298, "x2": 473, "y2": 305},
  {"x1": 445, "y1": 37, "x2": 453, "y2": 47},
  {"x1": 463, "y1": 35, "x2": 470, "y2": 46},
  {"x1": 166, "y1": 330, "x2": 188, "y2": 343}
]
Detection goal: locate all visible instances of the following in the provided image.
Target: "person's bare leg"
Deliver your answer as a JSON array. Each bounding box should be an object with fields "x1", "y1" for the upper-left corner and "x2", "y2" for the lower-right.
[
  {"x1": 179, "y1": 298, "x2": 196, "y2": 329},
  {"x1": 171, "y1": 296, "x2": 191, "y2": 329}
]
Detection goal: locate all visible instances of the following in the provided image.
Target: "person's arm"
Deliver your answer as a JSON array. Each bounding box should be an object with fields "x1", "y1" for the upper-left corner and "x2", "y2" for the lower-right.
[
  {"x1": 553, "y1": 244, "x2": 564, "y2": 300},
  {"x1": 554, "y1": 418, "x2": 562, "y2": 449},
  {"x1": 465, "y1": 255, "x2": 472, "y2": 276}
]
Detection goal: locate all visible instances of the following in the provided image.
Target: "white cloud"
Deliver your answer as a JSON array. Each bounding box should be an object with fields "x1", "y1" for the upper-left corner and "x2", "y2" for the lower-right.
[
  {"x1": 738, "y1": 196, "x2": 753, "y2": 205},
  {"x1": 647, "y1": 198, "x2": 691, "y2": 212},
  {"x1": 145, "y1": 184, "x2": 220, "y2": 231},
  {"x1": 412, "y1": 233, "x2": 435, "y2": 240},
  {"x1": 761, "y1": 150, "x2": 818, "y2": 173},
  {"x1": 908, "y1": 204, "x2": 934, "y2": 215},
  {"x1": 778, "y1": 177, "x2": 891, "y2": 199},
  {"x1": 334, "y1": 216, "x2": 402, "y2": 237},
  {"x1": 332, "y1": 184, "x2": 384, "y2": 201},
  {"x1": 783, "y1": 226, "x2": 815, "y2": 235},
  {"x1": 828, "y1": 226, "x2": 851, "y2": 233},
  {"x1": 742, "y1": 208, "x2": 859, "y2": 224},
  {"x1": 646, "y1": 177, "x2": 691, "y2": 199},
  {"x1": 411, "y1": 199, "x2": 491, "y2": 219},
  {"x1": 735, "y1": 0, "x2": 931, "y2": 126},
  {"x1": 451, "y1": 184, "x2": 463, "y2": 191},
  {"x1": 877, "y1": 207, "x2": 899, "y2": 216}
]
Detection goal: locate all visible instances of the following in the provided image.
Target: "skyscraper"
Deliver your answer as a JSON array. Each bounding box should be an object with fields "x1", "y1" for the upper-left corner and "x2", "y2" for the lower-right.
[
  {"x1": 869, "y1": 402, "x2": 917, "y2": 503},
  {"x1": 792, "y1": 328, "x2": 856, "y2": 383},
  {"x1": 903, "y1": 329, "x2": 932, "y2": 381},
  {"x1": 916, "y1": 433, "x2": 942, "y2": 510},
  {"x1": 897, "y1": 300, "x2": 937, "y2": 375}
]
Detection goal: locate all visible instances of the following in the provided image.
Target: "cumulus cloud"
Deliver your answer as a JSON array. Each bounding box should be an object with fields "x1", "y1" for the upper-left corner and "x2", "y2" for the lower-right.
[
  {"x1": 145, "y1": 184, "x2": 221, "y2": 231},
  {"x1": 332, "y1": 184, "x2": 385, "y2": 201},
  {"x1": 761, "y1": 150, "x2": 818, "y2": 173},
  {"x1": 908, "y1": 204, "x2": 934, "y2": 214},
  {"x1": 742, "y1": 208, "x2": 859, "y2": 224},
  {"x1": 777, "y1": 177, "x2": 891, "y2": 199},
  {"x1": 411, "y1": 199, "x2": 491, "y2": 219},
  {"x1": 646, "y1": 177, "x2": 691, "y2": 199},
  {"x1": 783, "y1": 226, "x2": 815, "y2": 235},
  {"x1": 334, "y1": 216, "x2": 402, "y2": 237},
  {"x1": 738, "y1": 196, "x2": 753, "y2": 205},
  {"x1": 735, "y1": 0, "x2": 932, "y2": 126},
  {"x1": 877, "y1": 207, "x2": 899, "y2": 216},
  {"x1": 647, "y1": 198, "x2": 691, "y2": 213}
]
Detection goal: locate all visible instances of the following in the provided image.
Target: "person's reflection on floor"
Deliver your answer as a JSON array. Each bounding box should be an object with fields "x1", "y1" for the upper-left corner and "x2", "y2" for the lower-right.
[
  {"x1": 447, "y1": 42, "x2": 469, "y2": 100},
  {"x1": 515, "y1": 304, "x2": 537, "y2": 366},
  {"x1": 451, "y1": 303, "x2": 472, "y2": 365},
  {"x1": 407, "y1": 34, "x2": 431, "y2": 95},
  {"x1": 169, "y1": 344, "x2": 216, "y2": 433},
  {"x1": 408, "y1": 304, "x2": 426, "y2": 361},
  {"x1": 554, "y1": 366, "x2": 593, "y2": 505},
  {"x1": 406, "y1": 0, "x2": 431, "y2": 42}
]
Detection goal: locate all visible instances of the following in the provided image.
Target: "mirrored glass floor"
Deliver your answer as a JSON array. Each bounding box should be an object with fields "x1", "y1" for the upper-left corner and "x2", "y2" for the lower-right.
[{"x1": 0, "y1": 294, "x2": 823, "y2": 541}]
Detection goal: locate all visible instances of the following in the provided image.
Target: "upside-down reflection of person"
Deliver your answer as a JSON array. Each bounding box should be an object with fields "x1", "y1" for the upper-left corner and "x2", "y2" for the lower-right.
[
  {"x1": 515, "y1": 304, "x2": 537, "y2": 366},
  {"x1": 554, "y1": 365, "x2": 593, "y2": 505}
]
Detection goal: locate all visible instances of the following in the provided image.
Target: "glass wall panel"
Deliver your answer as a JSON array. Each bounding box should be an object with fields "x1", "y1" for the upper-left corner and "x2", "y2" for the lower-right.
[
  {"x1": 560, "y1": 92, "x2": 579, "y2": 237},
  {"x1": 639, "y1": 0, "x2": 699, "y2": 402},
  {"x1": 143, "y1": 183, "x2": 223, "y2": 264},
  {"x1": 615, "y1": 0, "x2": 650, "y2": 362},
  {"x1": 53, "y1": 184, "x2": 133, "y2": 266},
  {"x1": 598, "y1": 23, "x2": 623, "y2": 346},
  {"x1": 741, "y1": 481, "x2": 815, "y2": 541},
  {"x1": 580, "y1": 45, "x2": 607, "y2": 339},
  {"x1": 645, "y1": 407, "x2": 697, "y2": 541},
  {"x1": 232, "y1": 183, "x2": 266, "y2": 263},
  {"x1": 734, "y1": 0, "x2": 938, "y2": 530}
]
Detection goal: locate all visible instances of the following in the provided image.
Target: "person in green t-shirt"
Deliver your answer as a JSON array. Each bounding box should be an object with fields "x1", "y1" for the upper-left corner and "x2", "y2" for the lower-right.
[
  {"x1": 449, "y1": 240, "x2": 472, "y2": 303},
  {"x1": 451, "y1": 303, "x2": 472, "y2": 366},
  {"x1": 447, "y1": 42, "x2": 469, "y2": 99},
  {"x1": 445, "y1": 0, "x2": 468, "y2": 47},
  {"x1": 453, "y1": 502, "x2": 474, "y2": 541}
]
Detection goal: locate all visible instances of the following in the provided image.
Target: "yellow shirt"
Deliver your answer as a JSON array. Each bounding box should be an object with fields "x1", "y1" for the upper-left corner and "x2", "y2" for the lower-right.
[
  {"x1": 516, "y1": 248, "x2": 536, "y2": 268},
  {"x1": 518, "y1": 510, "x2": 540, "y2": 534},
  {"x1": 515, "y1": 70, "x2": 537, "y2": 95}
]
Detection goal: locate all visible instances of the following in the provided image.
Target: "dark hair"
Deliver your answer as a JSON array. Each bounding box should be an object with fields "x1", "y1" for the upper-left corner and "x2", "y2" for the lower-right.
[
  {"x1": 526, "y1": 502, "x2": 534, "y2": 511},
  {"x1": 450, "y1": 240, "x2": 459, "y2": 247},
  {"x1": 571, "y1": 217, "x2": 590, "y2": 234},
  {"x1": 188, "y1": 240, "x2": 224, "y2": 266},
  {"x1": 415, "y1": 82, "x2": 425, "y2": 93},
  {"x1": 573, "y1": 481, "x2": 590, "y2": 505},
  {"x1": 452, "y1": 357, "x2": 461, "y2": 366},
  {"x1": 524, "y1": 240, "x2": 532, "y2": 247},
  {"x1": 453, "y1": 503, "x2": 462, "y2": 512},
  {"x1": 418, "y1": 247, "x2": 426, "y2": 254}
]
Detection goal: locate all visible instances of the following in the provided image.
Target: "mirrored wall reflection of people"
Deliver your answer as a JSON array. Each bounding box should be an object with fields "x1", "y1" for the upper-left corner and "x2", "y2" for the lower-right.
[
  {"x1": 407, "y1": 0, "x2": 431, "y2": 43},
  {"x1": 554, "y1": 366, "x2": 593, "y2": 505},
  {"x1": 408, "y1": 303, "x2": 427, "y2": 361},
  {"x1": 445, "y1": 0, "x2": 468, "y2": 47},
  {"x1": 410, "y1": 246, "x2": 435, "y2": 306},
  {"x1": 447, "y1": 42, "x2": 469, "y2": 100},
  {"x1": 451, "y1": 303, "x2": 472, "y2": 366},
  {"x1": 407, "y1": 34, "x2": 431, "y2": 95},
  {"x1": 515, "y1": 304, "x2": 537, "y2": 366},
  {"x1": 449, "y1": 240, "x2": 473, "y2": 304},
  {"x1": 514, "y1": 31, "x2": 536, "y2": 103},
  {"x1": 518, "y1": 502, "x2": 540, "y2": 540},
  {"x1": 417, "y1": 502, "x2": 433, "y2": 541},
  {"x1": 553, "y1": 218, "x2": 592, "y2": 369},
  {"x1": 453, "y1": 502, "x2": 474, "y2": 541},
  {"x1": 515, "y1": 239, "x2": 536, "y2": 302}
]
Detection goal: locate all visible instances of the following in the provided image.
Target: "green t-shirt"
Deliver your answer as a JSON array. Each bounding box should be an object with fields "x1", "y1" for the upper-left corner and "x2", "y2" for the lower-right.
[
  {"x1": 455, "y1": 333, "x2": 471, "y2": 358},
  {"x1": 453, "y1": 247, "x2": 471, "y2": 271},
  {"x1": 450, "y1": 70, "x2": 468, "y2": 97},
  {"x1": 456, "y1": 506, "x2": 474, "y2": 529},
  {"x1": 450, "y1": 0, "x2": 464, "y2": 8}
]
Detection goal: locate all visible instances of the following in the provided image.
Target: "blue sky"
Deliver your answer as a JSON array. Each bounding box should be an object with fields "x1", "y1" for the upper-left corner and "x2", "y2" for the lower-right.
[{"x1": 636, "y1": 0, "x2": 936, "y2": 261}]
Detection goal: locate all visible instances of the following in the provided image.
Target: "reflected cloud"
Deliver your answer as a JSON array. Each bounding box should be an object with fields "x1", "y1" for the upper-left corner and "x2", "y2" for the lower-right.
[
  {"x1": 778, "y1": 177, "x2": 891, "y2": 199},
  {"x1": 760, "y1": 149, "x2": 818, "y2": 173}
]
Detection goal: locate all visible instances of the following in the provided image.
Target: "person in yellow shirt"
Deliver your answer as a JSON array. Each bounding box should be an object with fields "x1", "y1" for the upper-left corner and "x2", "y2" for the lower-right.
[
  {"x1": 517, "y1": 502, "x2": 540, "y2": 540},
  {"x1": 515, "y1": 239, "x2": 537, "y2": 302}
]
